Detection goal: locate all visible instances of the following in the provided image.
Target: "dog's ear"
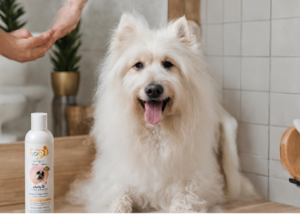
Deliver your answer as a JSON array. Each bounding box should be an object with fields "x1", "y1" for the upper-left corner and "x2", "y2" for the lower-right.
[
  {"x1": 169, "y1": 16, "x2": 197, "y2": 46},
  {"x1": 115, "y1": 13, "x2": 141, "y2": 43}
]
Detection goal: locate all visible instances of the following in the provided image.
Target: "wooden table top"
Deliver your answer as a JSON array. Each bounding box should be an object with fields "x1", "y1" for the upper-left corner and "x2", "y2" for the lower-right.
[{"x1": 1, "y1": 197, "x2": 300, "y2": 213}]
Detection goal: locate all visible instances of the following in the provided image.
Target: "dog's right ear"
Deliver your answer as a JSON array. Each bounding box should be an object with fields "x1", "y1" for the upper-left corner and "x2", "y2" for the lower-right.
[
  {"x1": 168, "y1": 16, "x2": 198, "y2": 46},
  {"x1": 114, "y1": 13, "x2": 140, "y2": 44}
]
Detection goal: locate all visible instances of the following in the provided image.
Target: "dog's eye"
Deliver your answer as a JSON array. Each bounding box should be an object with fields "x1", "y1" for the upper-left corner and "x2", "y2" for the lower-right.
[
  {"x1": 134, "y1": 62, "x2": 144, "y2": 70},
  {"x1": 162, "y1": 61, "x2": 173, "y2": 69}
]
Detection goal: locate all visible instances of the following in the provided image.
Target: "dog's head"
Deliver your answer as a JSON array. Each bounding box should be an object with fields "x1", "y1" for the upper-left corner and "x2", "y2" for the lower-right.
[
  {"x1": 35, "y1": 170, "x2": 45, "y2": 180},
  {"x1": 104, "y1": 14, "x2": 204, "y2": 126}
]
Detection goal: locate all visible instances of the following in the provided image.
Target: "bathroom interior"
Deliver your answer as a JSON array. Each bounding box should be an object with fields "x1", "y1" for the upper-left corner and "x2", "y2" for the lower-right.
[{"x1": 1, "y1": 0, "x2": 300, "y2": 213}]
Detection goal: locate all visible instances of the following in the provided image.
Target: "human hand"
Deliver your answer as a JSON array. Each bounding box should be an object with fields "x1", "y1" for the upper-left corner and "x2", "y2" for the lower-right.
[
  {"x1": 51, "y1": 0, "x2": 86, "y2": 42},
  {"x1": 0, "y1": 29, "x2": 54, "y2": 62}
]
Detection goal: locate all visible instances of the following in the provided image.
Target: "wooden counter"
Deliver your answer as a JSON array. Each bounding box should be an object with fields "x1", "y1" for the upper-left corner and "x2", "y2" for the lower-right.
[
  {"x1": 1, "y1": 135, "x2": 300, "y2": 213},
  {"x1": 1, "y1": 197, "x2": 300, "y2": 213}
]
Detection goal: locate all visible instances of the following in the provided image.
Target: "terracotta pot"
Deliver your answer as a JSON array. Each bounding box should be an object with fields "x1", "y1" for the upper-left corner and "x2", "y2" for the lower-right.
[{"x1": 51, "y1": 72, "x2": 80, "y2": 96}]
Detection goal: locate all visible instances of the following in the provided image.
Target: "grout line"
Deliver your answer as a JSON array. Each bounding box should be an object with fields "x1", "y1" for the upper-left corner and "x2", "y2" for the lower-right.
[
  {"x1": 221, "y1": 0, "x2": 224, "y2": 103},
  {"x1": 239, "y1": 0, "x2": 243, "y2": 121},
  {"x1": 213, "y1": 54, "x2": 300, "y2": 58},
  {"x1": 203, "y1": 15, "x2": 300, "y2": 25},
  {"x1": 223, "y1": 88, "x2": 300, "y2": 96},
  {"x1": 242, "y1": 171, "x2": 269, "y2": 178},
  {"x1": 239, "y1": 121, "x2": 290, "y2": 129},
  {"x1": 267, "y1": 0, "x2": 273, "y2": 201},
  {"x1": 221, "y1": 0, "x2": 224, "y2": 105}
]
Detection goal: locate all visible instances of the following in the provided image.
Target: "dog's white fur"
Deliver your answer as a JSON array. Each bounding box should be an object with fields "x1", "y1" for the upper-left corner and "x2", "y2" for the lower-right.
[{"x1": 67, "y1": 13, "x2": 256, "y2": 213}]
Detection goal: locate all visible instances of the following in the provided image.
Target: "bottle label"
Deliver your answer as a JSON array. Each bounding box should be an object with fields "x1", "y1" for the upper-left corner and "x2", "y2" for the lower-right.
[{"x1": 25, "y1": 143, "x2": 53, "y2": 213}]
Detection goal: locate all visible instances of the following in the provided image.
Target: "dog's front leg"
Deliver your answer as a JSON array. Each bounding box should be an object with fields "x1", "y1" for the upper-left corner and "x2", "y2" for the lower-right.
[
  {"x1": 111, "y1": 191, "x2": 133, "y2": 213},
  {"x1": 170, "y1": 192, "x2": 210, "y2": 213}
]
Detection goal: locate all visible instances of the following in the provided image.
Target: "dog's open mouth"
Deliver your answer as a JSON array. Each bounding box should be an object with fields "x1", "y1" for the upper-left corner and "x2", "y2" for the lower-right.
[{"x1": 138, "y1": 97, "x2": 170, "y2": 125}]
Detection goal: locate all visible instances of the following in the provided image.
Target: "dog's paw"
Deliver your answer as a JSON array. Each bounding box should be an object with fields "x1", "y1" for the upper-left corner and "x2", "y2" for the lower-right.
[
  {"x1": 170, "y1": 193, "x2": 210, "y2": 213},
  {"x1": 114, "y1": 205, "x2": 132, "y2": 213},
  {"x1": 112, "y1": 191, "x2": 133, "y2": 213}
]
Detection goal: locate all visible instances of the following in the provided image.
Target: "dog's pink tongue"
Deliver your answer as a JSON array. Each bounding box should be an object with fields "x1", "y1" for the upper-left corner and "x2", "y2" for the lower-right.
[{"x1": 144, "y1": 101, "x2": 163, "y2": 125}]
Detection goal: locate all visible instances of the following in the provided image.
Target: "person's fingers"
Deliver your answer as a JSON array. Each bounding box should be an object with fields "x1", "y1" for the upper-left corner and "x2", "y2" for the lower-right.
[
  {"x1": 10, "y1": 29, "x2": 33, "y2": 38},
  {"x1": 25, "y1": 29, "x2": 54, "y2": 48},
  {"x1": 30, "y1": 39, "x2": 54, "y2": 59}
]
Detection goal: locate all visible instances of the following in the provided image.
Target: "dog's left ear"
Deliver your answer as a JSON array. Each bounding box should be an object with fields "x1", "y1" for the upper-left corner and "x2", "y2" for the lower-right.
[{"x1": 169, "y1": 16, "x2": 198, "y2": 46}]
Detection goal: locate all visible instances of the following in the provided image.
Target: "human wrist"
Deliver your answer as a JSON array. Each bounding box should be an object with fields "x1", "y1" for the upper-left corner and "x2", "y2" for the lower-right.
[{"x1": 66, "y1": 0, "x2": 87, "y2": 11}]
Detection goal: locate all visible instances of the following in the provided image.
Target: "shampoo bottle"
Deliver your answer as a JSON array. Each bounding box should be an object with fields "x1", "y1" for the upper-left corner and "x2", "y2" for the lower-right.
[{"x1": 25, "y1": 113, "x2": 54, "y2": 213}]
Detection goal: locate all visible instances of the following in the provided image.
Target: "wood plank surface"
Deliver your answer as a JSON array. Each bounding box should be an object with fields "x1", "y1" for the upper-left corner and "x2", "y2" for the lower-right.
[
  {"x1": 1, "y1": 198, "x2": 300, "y2": 213},
  {"x1": 168, "y1": 0, "x2": 200, "y2": 24},
  {"x1": 184, "y1": 0, "x2": 200, "y2": 24},
  {"x1": 0, "y1": 135, "x2": 94, "y2": 206}
]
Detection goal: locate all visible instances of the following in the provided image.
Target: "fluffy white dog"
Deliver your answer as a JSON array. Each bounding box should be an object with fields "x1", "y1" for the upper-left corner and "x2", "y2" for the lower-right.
[{"x1": 67, "y1": 13, "x2": 256, "y2": 213}]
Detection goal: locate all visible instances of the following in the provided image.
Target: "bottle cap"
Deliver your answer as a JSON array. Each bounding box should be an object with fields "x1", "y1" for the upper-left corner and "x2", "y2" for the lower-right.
[{"x1": 31, "y1": 113, "x2": 47, "y2": 131}]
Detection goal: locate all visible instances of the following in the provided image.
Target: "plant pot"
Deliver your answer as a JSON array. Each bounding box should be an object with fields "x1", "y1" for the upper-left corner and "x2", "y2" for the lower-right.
[
  {"x1": 51, "y1": 72, "x2": 80, "y2": 96},
  {"x1": 66, "y1": 105, "x2": 94, "y2": 136},
  {"x1": 51, "y1": 72, "x2": 80, "y2": 137}
]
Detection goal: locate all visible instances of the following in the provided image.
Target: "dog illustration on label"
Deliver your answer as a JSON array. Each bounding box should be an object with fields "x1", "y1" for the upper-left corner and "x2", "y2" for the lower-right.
[{"x1": 29, "y1": 165, "x2": 49, "y2": 184}]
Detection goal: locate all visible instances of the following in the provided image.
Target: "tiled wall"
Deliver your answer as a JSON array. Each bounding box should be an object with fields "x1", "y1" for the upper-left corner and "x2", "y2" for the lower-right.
[
  {"x1": 2, "y1": 0, "x2": 167, "y2": 138},
  {"x1": 201, "y1": 0, "x2": 300, "y2": 207}
]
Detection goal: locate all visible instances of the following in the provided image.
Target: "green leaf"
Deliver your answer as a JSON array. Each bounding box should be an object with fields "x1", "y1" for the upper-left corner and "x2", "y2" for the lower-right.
[
  {"x1": 50, "y1": 21, "x2": 82, "y2": 72},
  {"x1": 0, "y1": 0, "x2": 26, "y2": 32}
]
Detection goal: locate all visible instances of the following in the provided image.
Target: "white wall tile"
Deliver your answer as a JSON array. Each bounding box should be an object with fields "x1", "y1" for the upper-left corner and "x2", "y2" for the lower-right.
[
  {"x1": 200, "y1": 0, "x2": 207, "y2": 24},
  {"x1": 272, "y1": 0, "x2": 300, "y2": 19},
  {"x1": 223, "y1": 90, "x2": 240, "y2": 120},
  {"x1": 244, "y1": 173, "x2": 268, "y2": 200},
  {"x1": 270, "y1": 94, "x2": 300, "y2": 127},
  {"x1": 271, "y1": 58, "x2": 300, "y2": 94},
  {"x1": 204, "y1": 0, "x2": 300, "y2": 207},
  {"x1": 242, "y1": 0, "x2": 270, "y2": 21},
  {"x1": 270, "y1": 126, "x2": 288, "y2": 161},
  {"x1": 206, "y1": 24, "x2": 223, "y2": 55},
  {"x1": 240, "y1": 153, "x2": 268, "y2": 175},
  {"x1": 241, "y1": 58, "x2": 269, "y2": 91},
  {"x1": 223, "y1": 0, "x2": 241, "y2": 22},
  {"x1": 241, "y1": 91, "x2": 269, "y2": 124},
  {"x1": 81, "y1": 0, "x2": 168, "y2": 51},
  {"x1": 207, "y1": 0, "x2": 223, "y2": 23},
  {"x1": 269, "y1": 178, "x2": 300, "y2": 207},
  {"x1": 269, "y1": 160, "x2": 292, "y2": 180},
  {"x1": 239, "y1": 123, "x2": 269, "y2": 158},
  {"x1": 206, "y1": 56, "x2": 222, "y2": 85},
  {"x1": 223, "y1": 57, "x2": 240, "y2": 89},
  {"x1": 242, "y1": 21, "x2": 270, "y2": 56},
  {"x1": 224, "y1": 23, "x2": 241, "y2": 55},
  {"x1": 272, "y1": 18, "x2": 300, "y2": 56}
]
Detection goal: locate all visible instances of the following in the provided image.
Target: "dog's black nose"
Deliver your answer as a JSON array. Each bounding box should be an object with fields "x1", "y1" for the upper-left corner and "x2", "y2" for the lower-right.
[{"x1": 145, "y1": 84, "x2": 163, "y2": 98}]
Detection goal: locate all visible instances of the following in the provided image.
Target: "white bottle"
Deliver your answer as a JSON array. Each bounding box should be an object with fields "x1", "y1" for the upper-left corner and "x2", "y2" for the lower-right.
[{"x1": 25, "y1": 113, "x2": 54, "y2": 213}]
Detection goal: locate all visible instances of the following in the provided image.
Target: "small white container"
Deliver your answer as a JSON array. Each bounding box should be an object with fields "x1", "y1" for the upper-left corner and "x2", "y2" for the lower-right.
[{"x1": 25, "y1": 113, "x2": 54, "y2": 213}]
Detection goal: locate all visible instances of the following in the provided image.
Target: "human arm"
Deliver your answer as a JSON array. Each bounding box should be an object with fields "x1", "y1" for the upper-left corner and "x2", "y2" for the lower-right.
[
  {"x1": 0, "y1": 29, "x2": 54, "y2": 62},
  {"x1": 51, "y1": 0, "x2": 87, "y2": 42}
]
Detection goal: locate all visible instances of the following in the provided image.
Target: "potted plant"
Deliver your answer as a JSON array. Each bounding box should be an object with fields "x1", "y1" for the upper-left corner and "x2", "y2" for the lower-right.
[
  {"x1": 0, "y1": 0, "x2": 26, "y2": 32},
  {"x1": 50, "y1": 22, "x2": 82, "y2": 137}
]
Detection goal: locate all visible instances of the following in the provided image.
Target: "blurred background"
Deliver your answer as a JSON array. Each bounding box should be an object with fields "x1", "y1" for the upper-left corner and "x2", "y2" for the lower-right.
[
  {"x1": 0, "y1": 0, "x2": 168, "y2": 140},
  {"x1": 0, "y1": 0, "x2": 300, "y2": 209}
]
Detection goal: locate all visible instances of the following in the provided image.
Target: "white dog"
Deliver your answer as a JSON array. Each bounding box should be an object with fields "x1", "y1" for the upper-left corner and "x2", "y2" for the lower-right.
[{"x1": 67, "y1": 13, "x2": 256, "y2": 213}]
